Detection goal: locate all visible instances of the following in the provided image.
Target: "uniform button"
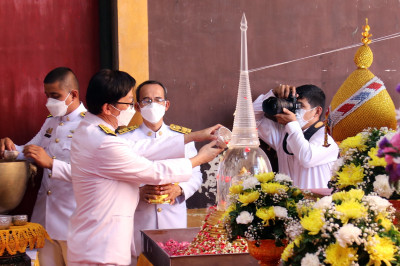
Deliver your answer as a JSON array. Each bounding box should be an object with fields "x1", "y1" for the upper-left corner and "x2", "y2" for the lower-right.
[
  {"x1": 157, "y1": 208, "x2": 162, "y2": 212},
  {"x1": 147, "y1": 132, "x2": 152, "y2": 137},
  {"x1": 47, "y1": 190, "x2": 52, "y2": 196},
  {"x1": 48, "y1": 173, "x2": 52, "y2": 178},
  {"x1": 55, "y1": 138, "x2": 60, "y2": 143},
  {"x1": 52, "y1": 156, "x2": 56, "y2": 159},
  {"x1": 59, "y1": 122, "x2": 64, "y2": 126},
  {"x1": 70, "y1": 130, "x2": 75, "y2": 133},
  {"x1": 159, "y1": 131, "x2": 163, "y2": 136}
]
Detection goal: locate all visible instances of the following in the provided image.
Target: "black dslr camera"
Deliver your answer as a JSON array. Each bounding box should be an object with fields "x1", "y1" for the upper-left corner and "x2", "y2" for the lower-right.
[{"x1": 262, "y1": 94, "x2": 301, "y2": 116}]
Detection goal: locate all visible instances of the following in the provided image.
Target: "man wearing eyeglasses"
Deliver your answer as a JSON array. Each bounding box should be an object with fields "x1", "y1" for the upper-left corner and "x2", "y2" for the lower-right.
[{"x1": 118, "y1": 80, "x2": 202, "y2": 262}]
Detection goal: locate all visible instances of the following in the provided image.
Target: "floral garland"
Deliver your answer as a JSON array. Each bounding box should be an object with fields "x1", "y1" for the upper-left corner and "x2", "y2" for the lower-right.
[
  {"x1": 223, "y1": 172, "x2": 304, "y2": 246},
  {"x1": 328, "y1": 127, "x2": 399, "y2": 199},
  {"x1": 282, "y1": 189, "x2": 400, "y2": 265}
]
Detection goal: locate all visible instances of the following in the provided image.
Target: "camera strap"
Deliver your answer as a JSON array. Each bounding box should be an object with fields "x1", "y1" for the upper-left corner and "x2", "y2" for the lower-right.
[{"x1": 283, "y1": 121, "x2": 324, "y2": 155}]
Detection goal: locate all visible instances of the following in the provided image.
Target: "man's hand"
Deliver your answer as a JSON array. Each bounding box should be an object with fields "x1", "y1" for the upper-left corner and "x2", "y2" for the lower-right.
[
  {"x1": 184, "y1": 124, "x2": 221, "y2": 144},
  {"x1": 0, "y1": 137, "x2": 16, "y2": 158},
  {"x1": 190, "y1": 140, "x2": 223, "y2": 167},
  {"x1": 139, "y1": 184, "x2": 182, "y2": 205},
  {"x1": 273, "y1": 84, "x2": 297, "y2": 99},
  {"x1": 275, "y1": 108, "x2": 297, "y2": 125},
  {"x1": 23, "y1": 145, "x2": 53, "y2": 169}
]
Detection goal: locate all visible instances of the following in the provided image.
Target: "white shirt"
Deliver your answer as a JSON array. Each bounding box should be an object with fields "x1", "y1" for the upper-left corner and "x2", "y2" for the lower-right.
[
  {"x1": 253, "y1": 90, "x2": 339, "y2": 189},
  {"x1": 16, "y1": 103, "x2": 86, "y2": 241},
  {"x1": 119, "y1": 122, "x2": 202, "y2": 256},
  {"x1": 67, "y1": 112, "x2": 193, "y2": 265}
]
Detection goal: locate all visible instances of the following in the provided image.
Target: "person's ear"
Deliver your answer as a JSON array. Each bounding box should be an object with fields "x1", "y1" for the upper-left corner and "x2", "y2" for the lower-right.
[
  {"x1": 165, "y1": 100, "x2": 170, "y2": 111},
  {"x1": 315, "y1": 106, "x2": 323, "y2": 118},
  {"x1": 102, "y1": 103, "x2": 113, "y2": 115},
  {"x1": 71, "y1": 89, "x2": 79, "y2": 100}
]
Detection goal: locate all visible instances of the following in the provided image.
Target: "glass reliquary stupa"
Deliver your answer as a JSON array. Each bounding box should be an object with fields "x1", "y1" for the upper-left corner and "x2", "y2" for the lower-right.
[{"x1": 217, "y1": 14, "x2": 273, "y2": 211}]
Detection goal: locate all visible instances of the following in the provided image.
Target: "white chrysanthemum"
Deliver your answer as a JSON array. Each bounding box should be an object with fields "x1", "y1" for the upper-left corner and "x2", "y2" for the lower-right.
[
  {"x1": 364, "y1": 195, "x2": 391, "y2": 212},
  {"x1": 300, "y1": 253, "x2": 320, "y2": 266},
  {"x1": 273, "y1": 206, "x2": 288, "y2": 219},
  {"x1": 334, "y1": 223, "x2": 362, "y2": 247},
  {"x1": 242, "y1": 176, "x2": 260, "y2": 190},
  {"x1": 274, "y1": 173, "x2": 292, "y2": 183},
  {"x1": 331, "y1": 157, "x2": 344, "y2": 175},
  {"x1": 313, "y1": 196, "x2": 332, "y2": 210},
  {"x1": 236, "y1": 211, "x2": 254, "y2": 224},
  {"x1": 373, "y1": 174, "x2": 394, "y2": 199}
]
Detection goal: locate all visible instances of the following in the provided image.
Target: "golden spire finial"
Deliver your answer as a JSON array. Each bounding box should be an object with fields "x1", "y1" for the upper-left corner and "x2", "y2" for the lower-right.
[{"x1": 361, "y1": 18, "x2": 372, "y2": 45}]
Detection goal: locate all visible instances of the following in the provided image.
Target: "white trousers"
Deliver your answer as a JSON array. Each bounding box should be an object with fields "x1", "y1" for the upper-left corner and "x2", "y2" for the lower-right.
[{"x1": 39, "y1": 239, "x2": 68, "y2": 266}]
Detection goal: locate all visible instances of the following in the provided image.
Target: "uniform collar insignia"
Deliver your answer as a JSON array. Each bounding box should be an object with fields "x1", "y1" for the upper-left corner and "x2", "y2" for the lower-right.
[
  {"x1": 169, "y1": 124, "x2": 192, "y2": 134},
  {"x1": 98, "y1": 124, "x2": 116, "y2": 136}
]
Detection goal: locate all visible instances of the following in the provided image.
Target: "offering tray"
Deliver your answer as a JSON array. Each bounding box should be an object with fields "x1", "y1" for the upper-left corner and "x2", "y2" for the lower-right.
[{"x1": 141, "y1": 227, "x2": 258, "y2": 266}]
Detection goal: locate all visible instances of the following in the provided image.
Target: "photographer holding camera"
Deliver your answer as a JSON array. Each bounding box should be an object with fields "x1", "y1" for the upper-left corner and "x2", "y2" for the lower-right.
[{"x1": 253, "y1": 84, "x2": 339, "y2": 189}]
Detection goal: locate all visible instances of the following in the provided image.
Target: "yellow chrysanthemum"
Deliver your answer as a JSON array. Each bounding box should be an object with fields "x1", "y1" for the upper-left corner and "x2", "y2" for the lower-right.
[
  {"x1": 335, "y1": 200, "x2": 367, "y2": 224},
  {"x1": 375, "y1": 213, "x2": 392, "y2": 231},
  {"x1": 366, "y1": 235, "x2": 396, "y2": 265},
  {"x1": 261, "y1": 182, "x2": 289, "y2": 194},
  {"x1": 336, "y1": 164, "x2": 364, "y2": 189},
  {"x1": 300, "y1": 209, "x2": 324, "y2": 235},
  {"x1": 255, "y1": 207, "x2": 275, "y2": 226},
  {"x1": 229, "y1": 184, "x2": 243, "y2": 194},
  {"x1": 332, "y1": 189, "x2": 364, "y2": 203},
  {"x1": 292, "y1": 188, "x2": 302, "y2": 196},
  {"x1": 238, "y1": 191, "x2": 260, "y2": 206},
  {"x1": 255, "y1": 172, "x2": 275, "y2": 183},
  {"x1": 339, "y1": 133, "x2": 367, "y2": 153},
  {"x1": 324, "y1": 242, "x2": 357, "y2": 266},
  {"x1": 223, "y1": 203, "x2": 236, "y2": 218},
  {"x1": 281, "y1": 241, "x2": 294, "y2": 262},
  {"x1": 368, "y1": 147, "x2": 387, "y2": 167}
]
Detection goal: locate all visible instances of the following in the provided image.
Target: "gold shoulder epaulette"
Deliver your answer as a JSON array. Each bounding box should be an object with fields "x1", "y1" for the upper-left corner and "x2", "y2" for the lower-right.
[
  {"x1": 47, "y1": 114, "x2": 53, "y2": 118},
  {"x1": 170, "y1": 124, "x2": 192, "y2": 134},
  {"x1": 80, "y1": 112, "x2": 86, "y2": 118},
  {"x1": 98, "y1": 124, "x2": 116, "y2": 136},
  {"x1": 117, "y1": 125, "x2": 139, "y2": 134}
]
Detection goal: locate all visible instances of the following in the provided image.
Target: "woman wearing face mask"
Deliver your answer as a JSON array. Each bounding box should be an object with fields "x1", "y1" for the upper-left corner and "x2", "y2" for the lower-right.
[
  {"x1": 253, "y1": 84, "x2": 339, "y2": 190},
  {"x1": 67, "y1": 70, "x2": 224, "y2": 266}
]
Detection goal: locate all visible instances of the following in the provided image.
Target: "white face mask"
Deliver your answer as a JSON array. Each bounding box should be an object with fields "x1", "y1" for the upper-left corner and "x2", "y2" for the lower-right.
[
  {"x1": 295, "y1": 107, "x2": 316, "y2": 128},
  {"x1": 140, "y1": 103, "x2": 166, "y2": 124},
  {"x1": 111, "y1": 105, "x2": 136, "y2": 127},
  {"x1": 45, "y1": 92, "x2": 72, "y2": 117}
]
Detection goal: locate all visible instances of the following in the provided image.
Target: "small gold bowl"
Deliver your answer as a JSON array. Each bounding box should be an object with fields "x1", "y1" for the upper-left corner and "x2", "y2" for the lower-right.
[
  {"x1": 149, "y1": 194, "x2": 170, "y2": 204},
  {"x1": 12, "y1": 215, "x2": 28, "y2": 226},
  {"x1": 0, "y1": 215, "x2": 12, "y2": 230}
]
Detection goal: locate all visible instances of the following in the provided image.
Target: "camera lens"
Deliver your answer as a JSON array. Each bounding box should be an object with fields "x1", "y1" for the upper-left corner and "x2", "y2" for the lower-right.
[{"x1": 262, "y1": 96, "x2": 299, "y2": 116}]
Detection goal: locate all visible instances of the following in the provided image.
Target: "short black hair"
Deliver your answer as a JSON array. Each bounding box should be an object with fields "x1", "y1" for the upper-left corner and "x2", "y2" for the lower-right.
[
  {"x1": 135, "y1": 80, "x2": 167, "y2": 102},
  {"x1": 86, "y1": 69, "x2": 136, "y2": 115},
  {"x1": 296, "y1": 84, "x2": 326, "y2": 120},
  {"x1": 43, "y1": 67, "x2": 80, "y2": 92}
]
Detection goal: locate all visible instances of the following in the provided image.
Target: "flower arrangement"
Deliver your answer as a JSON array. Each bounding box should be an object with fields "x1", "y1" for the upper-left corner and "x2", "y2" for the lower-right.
[
  {"x1": 282, "y1": 189, "x2": 400, "y2": 265},
  {"x1": 328, "y1": 127, "x2": 399, "y2": 199},
  {"x1": 223, "y1": 171, "x2": 304, "y2": 246},
  {"x1": 378, "y1": 131, "x2": 400, "y2": 185}
]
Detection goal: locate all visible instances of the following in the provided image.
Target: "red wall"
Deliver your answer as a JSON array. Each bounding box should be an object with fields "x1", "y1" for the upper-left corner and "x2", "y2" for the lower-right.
[{"x1": 0, "y1": 0, "x2": 100, "y2": 144}]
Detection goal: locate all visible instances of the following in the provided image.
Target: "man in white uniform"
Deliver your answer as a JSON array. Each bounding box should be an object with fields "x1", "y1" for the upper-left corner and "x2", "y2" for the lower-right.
[
  {"x1": 0, "y1": 67, "x2": 85, "y2": 266},
  {"x1": 118, "y1": 80, "x2": 202, "y2": 260},
  {"x1": 253, "y1": 84, "x2": 339, "y2": 189},
  {"x1": 67, "y1": 69, "x2": 223, "y2": 265}
]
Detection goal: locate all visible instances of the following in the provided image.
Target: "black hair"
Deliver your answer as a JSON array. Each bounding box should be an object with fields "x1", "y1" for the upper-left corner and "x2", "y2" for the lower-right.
[
  {"x1": 135, "y1": 80, "x2": 168, "y2": 102},
  {"x1": 43, "y1": 67, "x2": 80, "y2": 92},
  {"x1": 86, "y1": 69, "x2": 136, "y2": 115},
  {"x1": 296, "y1": 84, "x2": 326, "y2": 120}
]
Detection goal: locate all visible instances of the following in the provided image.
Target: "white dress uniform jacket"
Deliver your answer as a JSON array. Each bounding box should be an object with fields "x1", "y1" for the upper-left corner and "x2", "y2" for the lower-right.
[
  {"x1": 119, "y1": 123, "x2": 202, "y2": 256},
  {"x1": 16, "y1": 103, "x2": 86, "y2": 241},
  {"x1": 253, "y1": 90, "x2": 339, "y2": 189},
  {"x1": 67, "y1": 112, "x2": 193, "y2": 265}
]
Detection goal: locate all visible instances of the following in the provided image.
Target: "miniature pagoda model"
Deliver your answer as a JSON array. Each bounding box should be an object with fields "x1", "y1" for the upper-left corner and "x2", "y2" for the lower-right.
[{"x1": 216, "y1": 13, "x2": 272, "y2": 211}]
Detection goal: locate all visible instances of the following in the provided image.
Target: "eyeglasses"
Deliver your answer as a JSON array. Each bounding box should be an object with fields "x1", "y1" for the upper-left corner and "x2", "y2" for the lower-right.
[
  {"x1": 139, "y1": 98, "x2": 167, "y2": 107},
  {"x1": 115, "y1": 102, "x2": 135, "y2": 109}
]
